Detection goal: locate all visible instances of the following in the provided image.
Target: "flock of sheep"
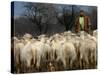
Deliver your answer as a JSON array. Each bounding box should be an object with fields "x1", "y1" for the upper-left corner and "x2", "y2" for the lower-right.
[{"x1": 12, "y1": 30, "x2": 97, "y2": 73}]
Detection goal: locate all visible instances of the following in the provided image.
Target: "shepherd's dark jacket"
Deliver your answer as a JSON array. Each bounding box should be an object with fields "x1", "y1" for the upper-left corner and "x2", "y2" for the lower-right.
[{"x1": 75, "y1": 15, "x2": 91, "y2": 33}]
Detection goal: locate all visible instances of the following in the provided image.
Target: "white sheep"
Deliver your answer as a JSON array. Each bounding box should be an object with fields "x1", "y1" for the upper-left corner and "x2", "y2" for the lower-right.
[
  {"x1": 13, "y1": 31, "x2": 97, "y2": 72},
  {"x1": 60, "y1": 39, "x2": 76, "y2": 69},
  {"x1": 78, "y1": 31, "x2": 97, "y2": 68},
  {"x1": 33, "y1": 41, "x2": 45, "y2": 69},
  {"x1": 13, "y1": 37, "x2": 25, "y2": 72},
  {"x1": 51, "y1": 35, "x2": 76, "y2": 69},
  {"x1": 19, "y1": 40, "x2": 33, "y2": 70}
]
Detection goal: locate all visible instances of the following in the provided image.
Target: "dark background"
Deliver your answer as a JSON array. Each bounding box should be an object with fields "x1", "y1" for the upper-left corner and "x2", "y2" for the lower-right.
[{"x1": 11, "y1": 1, "x2": 97, "y2": 37}]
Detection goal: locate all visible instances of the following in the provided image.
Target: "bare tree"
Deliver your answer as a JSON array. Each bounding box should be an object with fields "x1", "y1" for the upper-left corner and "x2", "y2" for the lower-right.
[
  {"x1": 55, "y1": 5, "x2": 76, "y2": 31},
  {"x1": 23, "y1": 2, "x2": 57, "y2": 34}
]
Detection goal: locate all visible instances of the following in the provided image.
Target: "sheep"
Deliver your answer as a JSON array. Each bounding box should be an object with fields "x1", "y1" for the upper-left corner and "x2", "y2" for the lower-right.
[
  {"x1": 19, "y1": 40, "x2": 33, "y2": 72},
  {"x1": 33, "y1": 41, "x2": 45, "y2": 69},
  {"x1": 12, "y1": 31, "x2": 97, "y2": 72},
  {"x1": 78, "y1": 31, "x2": 97, "y2": 69},
  {"x1": 51, "y1": 35, "x2": 76, "y2": 69},
  {"x1": 50, "y1": 38, "x2": 58, "y2": 61},
  {"x1": 13, "y1": 37, "x2": 25, "y2": 73},
  {"x1": 65, "y1": 31, "x2": 97, "y2": 69},
  {"x1": 18, "y1": 36, "x2": 37, "y2": 72},
  {"x1": 30, "y1": 38, "x2": 38, "y2": 65},
  {"x1": 39, "y1": 36, "x2": 54, "y2": 61},
  {"x1": 30, "y1": 37, "x2": 49, "y2": 69},
  {"x1": 50, "y1": 34, "x2": 64, "y2": 61},
  {"x1": 59, "y1": 40, "x2": 76, "y2": 69},
  {"x1": 19, "y1": 36, "x2": 51, "y2": 70},
  {"x1": 85, "y1": 33, "x2": 97, "y2": 66}
]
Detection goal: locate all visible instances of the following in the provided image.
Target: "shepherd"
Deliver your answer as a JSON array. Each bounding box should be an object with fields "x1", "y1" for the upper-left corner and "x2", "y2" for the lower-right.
[{"x1": 75, "y1": 10, "x2": 91, "y2": 33}]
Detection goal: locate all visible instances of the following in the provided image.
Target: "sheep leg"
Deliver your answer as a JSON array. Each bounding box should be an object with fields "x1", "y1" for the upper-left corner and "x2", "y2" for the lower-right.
[
  {"x1": 52, "y1": 50, "x2": 55, "y2": 60},
  {"x1": 70, "y1": 58, "x2": 75, "y2": 69},
  {"x1": 56, "y1": 50, "x2": 62, "y2": 62},
  {"x1": 36, "y1": 55, "x2": 41, "y2": 70},
  {"x1": 27, "y1": 59, "x2": 31, "y2": 68},
  {"x1": 84, "y1": 56, "x2": 89, "y2": 69},
  {"x1": 61, "y1": 58, "x2": 66, "y2": 69},
  {"x1": 79, "y1": 58, "x2": 83, "y2": 69},
  {"x1": 33, "y1": 50, "x2": 36, "y2": 65},
  {"x1": 79, "y1": 52, "x2": 84, "y2": 69}
]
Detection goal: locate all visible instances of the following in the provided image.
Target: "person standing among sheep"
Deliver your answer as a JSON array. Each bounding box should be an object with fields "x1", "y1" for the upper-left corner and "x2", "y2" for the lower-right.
[{"x1": 75, "y1": 10, "x2": 91, "y2": 33}]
